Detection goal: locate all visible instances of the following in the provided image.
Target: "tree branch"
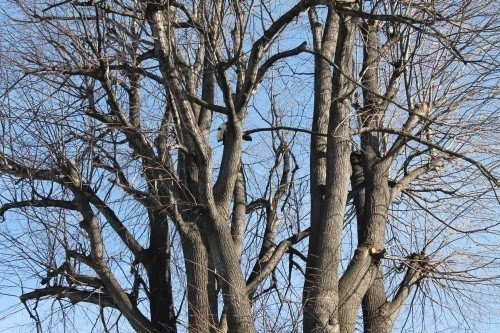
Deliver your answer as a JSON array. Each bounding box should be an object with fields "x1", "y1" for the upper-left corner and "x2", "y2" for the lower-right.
[
  {"x1": 386, "y1": 253, "x2": 434, "y2": 317},
  {"x1": 246, "y1": 228, "x2": 309, "y2": 296},
  {"x1": 242, "y1": 0, "x2": 314, "y2": 101},
  {"x1": 336, "y1": 8, "x2": 467, "y2": 63},
  {"x1": 354, "y1": 126, "x2": 499, "y2": 187},
  {"x1": 20, "y1": 286, "x2": 119, "y2": 308},
  {"x1": 73, "y1": 195, "x2": 155, "y2": 332},
  {"x1": 255, "y1": 41, "x2": 308, "y2": 87},
  {"x1": 0, "y1": 199, "x2": 77, "y2": 218},
  {"x1": 390, "y1": 163, "x2": 436, "y2": 201},
  {"x1": 185, "y1": 94, "x2": 228, "y2": 115},
  {"x1": 79, "y1": 185, "x2": 144, "y2": 257}
]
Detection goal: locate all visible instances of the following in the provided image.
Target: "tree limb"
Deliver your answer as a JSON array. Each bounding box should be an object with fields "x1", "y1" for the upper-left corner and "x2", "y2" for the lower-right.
[
  {"x1": 246, "y1": 228, "x2": 309, "y2": 296},
  {"x1": 20, "y1": 286, "x2": 118, "y2": 308},
  {"x1": 0, "y1": 199, "x2": 77, "y2": 218}
]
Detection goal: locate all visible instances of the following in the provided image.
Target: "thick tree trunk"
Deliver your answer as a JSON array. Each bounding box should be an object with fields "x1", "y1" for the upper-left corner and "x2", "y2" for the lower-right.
[
  {"x1": 303, "y1": 11, "x2": 355, "y2": 333},
  {"x1": 362, "y1": 271, "x2": 394, "y2": 333},
  {"x1": 181, "y1": 227, "x2": 213, "y2": 333},
  {"x1": 354, "y1": 20, "x2": 396, "y2": 333},
  {"x1": 303, "y1": 8, "x2": 338, "y2": 305},
  {"x1": 338, "y1": 163, "x2": 390, "y2": 333},
  {"x1": 204, "y1": 214, "x2": 256, "y2": 333},
  {"x1": 339, "y1": 18, "x2": 400, "y2": 333},
  {"x1": 145, "y1": 209, "x2": 176, "y2": 332}
]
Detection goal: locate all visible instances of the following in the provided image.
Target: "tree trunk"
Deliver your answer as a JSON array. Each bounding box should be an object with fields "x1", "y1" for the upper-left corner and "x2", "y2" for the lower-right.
[
  {"x1": 181, "y1": 226, "x2": 213, "y2": 333},
  {"x1": 351, "y1": 19, "x2": 396, "y2": 333},
  {"x1": 145, "y1": 209, "x2": 176, "y2": 332},
  {"x1": 303, "y1": 10, "x2": 356, "y2": 333},
  {"x1": 303, "y1": 8, "x2": 338, "y2": 308},
  {"x1": 203, "y1": 214, "x2": 256, "y2": 333},
  {"x1": 362, "y1": 271, "x2": 394, "y2": 333}
]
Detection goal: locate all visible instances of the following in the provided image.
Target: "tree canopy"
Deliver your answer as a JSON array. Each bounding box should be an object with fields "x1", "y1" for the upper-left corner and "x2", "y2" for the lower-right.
[{"x1": 0, "y1": 0, "x2": 499, "y2": 332}]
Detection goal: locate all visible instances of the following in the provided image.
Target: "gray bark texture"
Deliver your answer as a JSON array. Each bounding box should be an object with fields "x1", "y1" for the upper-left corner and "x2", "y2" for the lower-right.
[{"x1": 0, "y1": 1, "x2": 498, "y2": 333}]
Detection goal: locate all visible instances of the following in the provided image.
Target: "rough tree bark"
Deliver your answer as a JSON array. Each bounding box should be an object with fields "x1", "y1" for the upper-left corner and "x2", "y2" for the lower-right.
[
  {"x1": 0, "y1": 1, "x2": 498, "y2": 333},
  {"x1": 303, "y1": 6, "x2": 357, "y2": 332}
]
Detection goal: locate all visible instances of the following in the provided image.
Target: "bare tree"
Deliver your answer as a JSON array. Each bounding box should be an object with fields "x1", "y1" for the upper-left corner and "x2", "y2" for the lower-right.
[{"x1": 0, "y1": 0, "x2": 498, "y2": 333}]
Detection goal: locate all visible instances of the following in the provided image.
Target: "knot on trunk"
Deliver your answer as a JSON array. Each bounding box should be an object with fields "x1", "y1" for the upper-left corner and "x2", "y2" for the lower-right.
[{"x1": 368, "y1": 247, "x2": 387, "y2": 264}]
